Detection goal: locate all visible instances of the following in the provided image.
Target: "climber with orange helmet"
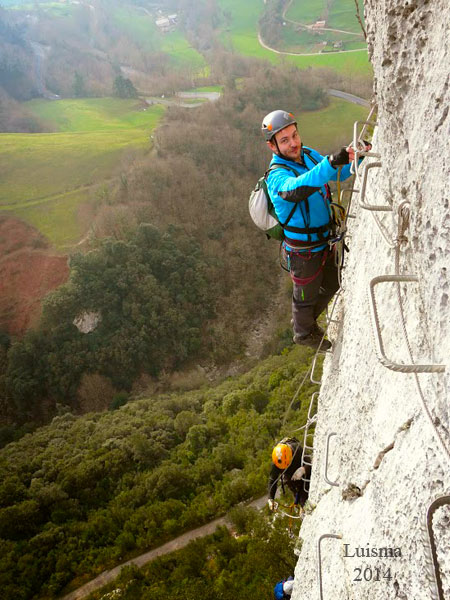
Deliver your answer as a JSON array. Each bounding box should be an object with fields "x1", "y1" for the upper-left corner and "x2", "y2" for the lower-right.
[{"x1": 267, "y1": 437, "x2": 311, "y2": 511}]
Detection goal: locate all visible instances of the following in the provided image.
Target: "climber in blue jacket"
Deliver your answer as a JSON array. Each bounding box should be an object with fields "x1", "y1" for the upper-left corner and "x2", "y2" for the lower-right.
[
  {"x1": 274, "y1": 576, "x2": 294, "y2": 599},
  {"x1": 262, "y1": 109, "x2": 369, "y2": 350}
]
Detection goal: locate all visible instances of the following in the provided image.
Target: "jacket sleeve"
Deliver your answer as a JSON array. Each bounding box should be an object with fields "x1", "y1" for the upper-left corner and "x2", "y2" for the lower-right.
[
  {"x1": 268, "y1": 464, "x2": 281, "y2": 499},
  {"x1": 267, "y1": 156, "x2": 337, "y2": 203},
  {"x1": 307, "y1": 147, "x2": 354, "y2": 183},
  {"x1": 288, "y1": 444, "x2": 311, "y2": 482}
]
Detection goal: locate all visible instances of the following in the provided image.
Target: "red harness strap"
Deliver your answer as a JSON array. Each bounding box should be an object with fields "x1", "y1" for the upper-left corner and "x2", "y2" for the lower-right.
[{"x1": 289, "y1": 248, "x2": 330, "y2": 286}]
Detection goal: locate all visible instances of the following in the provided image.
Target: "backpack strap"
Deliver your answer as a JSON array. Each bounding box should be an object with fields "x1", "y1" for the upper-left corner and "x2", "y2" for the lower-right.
[
  {"x1": 303, "y1": 148, "x2": 332, "y2": 202},
  {"x1": 264, "y1": 163, "x2": 300, "y2": 179},
  {"x1": 265, "y1": 164, "x2": 301, "y2": 231},
  {"x1": 267, "y1": 153, "x2": 332, "y2": 242},
  {"x1": 264, "y1": 163, "x2": 300, "y2": 229}
]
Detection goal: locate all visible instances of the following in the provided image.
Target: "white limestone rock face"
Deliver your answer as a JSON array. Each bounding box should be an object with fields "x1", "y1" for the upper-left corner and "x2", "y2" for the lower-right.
[{"x1": 291, "y1": 1, "x2": 449, "y2": 599}]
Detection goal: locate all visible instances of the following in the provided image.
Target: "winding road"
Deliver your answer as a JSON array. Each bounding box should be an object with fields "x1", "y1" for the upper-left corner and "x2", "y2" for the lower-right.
[
  {"x1": 258, "y1": 31, "x2": 367, "y2": 57},
  {"x1": 327, "y1": 88, "x2": 369, "y2": 106},
  {"x1": 60, "y1": 496, "x2": 268, "y2": 600}
]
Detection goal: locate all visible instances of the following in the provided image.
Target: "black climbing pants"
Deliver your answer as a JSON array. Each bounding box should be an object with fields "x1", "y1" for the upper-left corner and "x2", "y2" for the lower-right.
[{"x1": 289, "y1": 247, "x2": 340, "y2": 338}]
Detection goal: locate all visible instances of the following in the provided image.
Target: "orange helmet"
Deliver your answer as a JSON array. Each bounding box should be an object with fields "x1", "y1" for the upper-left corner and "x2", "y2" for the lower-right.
[{"x1": 272, "y1": 442, "x2": 293, "y2": 469}]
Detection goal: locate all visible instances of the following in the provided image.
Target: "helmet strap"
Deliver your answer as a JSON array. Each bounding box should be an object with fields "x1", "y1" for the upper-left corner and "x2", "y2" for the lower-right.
[{"x1": 273, "y1": 137, "x2": 290, "y2": 161}]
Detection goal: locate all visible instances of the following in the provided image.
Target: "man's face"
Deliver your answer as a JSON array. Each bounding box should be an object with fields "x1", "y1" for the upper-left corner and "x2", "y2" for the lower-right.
[{"x1": 267, "y1": 124, "x2": 302, "y2": 161}]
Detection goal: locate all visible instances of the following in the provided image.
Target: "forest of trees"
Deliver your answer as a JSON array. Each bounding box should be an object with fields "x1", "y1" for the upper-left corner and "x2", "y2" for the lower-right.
[
  {"x1": 86, "y1": 508, "x2": 299, "y2": 600},
  {"x1": 0, "y1": 346, "x2": 318, "y2": 599},
  {"x1": 0, "y1": 1, "x2": 371, "y2": 595},
  {"x1": 0, "y1": 59, "x2": 332, "y2": 438},
  {"x1": 1, "y1": 226, "x2": 215, "y2": 429}
]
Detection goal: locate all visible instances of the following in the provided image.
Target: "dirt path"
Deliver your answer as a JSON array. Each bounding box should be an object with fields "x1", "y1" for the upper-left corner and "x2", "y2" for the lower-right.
[{"x1": 60, "y1": 496, "x2": 267, "y2": 600}]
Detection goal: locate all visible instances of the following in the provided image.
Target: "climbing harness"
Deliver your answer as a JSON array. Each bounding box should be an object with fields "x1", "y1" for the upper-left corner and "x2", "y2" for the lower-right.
[
  {"x1": 288, "y1": 248, "x2": 330, "y2": 287},
  {"x1": 276, "y1": 501, "x2": 304, "y2": 536}
]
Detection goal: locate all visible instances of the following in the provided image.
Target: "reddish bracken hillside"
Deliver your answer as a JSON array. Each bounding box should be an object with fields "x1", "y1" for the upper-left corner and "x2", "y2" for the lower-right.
[{"x1": 0, "y1": 216, "x2": 69, "y2": 336}]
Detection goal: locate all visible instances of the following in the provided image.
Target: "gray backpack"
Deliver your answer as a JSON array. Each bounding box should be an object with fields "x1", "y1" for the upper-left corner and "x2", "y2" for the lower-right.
[{"x1": 249, "y1": 164, "x2": 300, "y2": 241}]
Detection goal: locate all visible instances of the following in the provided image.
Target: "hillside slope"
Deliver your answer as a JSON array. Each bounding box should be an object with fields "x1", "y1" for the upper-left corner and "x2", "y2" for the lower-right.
[
  {"x1": 291, "y1": 1, "x2": 450, "y2": 599},
  {"x1": 0, "y1": 216, "x2": 68, "y2": 335}
]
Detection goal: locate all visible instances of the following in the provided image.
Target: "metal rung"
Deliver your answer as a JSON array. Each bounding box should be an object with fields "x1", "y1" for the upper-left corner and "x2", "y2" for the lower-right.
[
  {"x1": 369, "y1": 275, "x2": 446, "y2": 373},
  {"x1": 307, "y1": 391, "x2": 319, "y2": 419},
  {"x1": 353, "y1": 150, "x2": 381, "y2": 180},
  {"x1": 351, "y1": 118, "x2": 378, "y2": 176},
  {"x1": 353, "y1": 119, "x2": 377, "y2": 148},
  {"x1": 317, "y1": 533, "x2": 343, "y2": 600},
  {"x1": 324, "y1": 432, "x2": 339, "y2": 487},
  {"x1": 357, "y1": 159, "x2": 396, "y2": 247},
  {"x1": 310, "y1": 352, "x2": 322, "y2": 384},
  {"x1": 359, "y1": 161, "x2": 392, "y2": 211},
  {"x1": 302, "y1": 390, "x2": 320, "y2": 476},
  {"x1": 423, "y1": 496, "x2": 450, "y2": 600}
]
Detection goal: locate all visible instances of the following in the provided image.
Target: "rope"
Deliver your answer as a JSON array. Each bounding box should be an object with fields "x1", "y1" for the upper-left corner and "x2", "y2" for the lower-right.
[
  {"x1": 277, "y1": 504, "x2": 304, "y2": 521},
  {"x1": 393, "y1": 205, "x2": 450, "y2": 462},
  {"x1": 281, "y1": 364, "x2": 313, "y2": 429}
]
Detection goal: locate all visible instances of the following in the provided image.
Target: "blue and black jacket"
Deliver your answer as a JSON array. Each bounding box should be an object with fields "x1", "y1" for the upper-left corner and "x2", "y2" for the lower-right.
[{"x1": 266, "y1": 146, "x2": 353, "y2": 251}]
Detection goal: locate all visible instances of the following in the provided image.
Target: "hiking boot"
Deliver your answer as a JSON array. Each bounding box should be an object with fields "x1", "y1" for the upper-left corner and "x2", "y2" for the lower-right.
[
  {"x1": 311, "y1": 321, "x2": 325, "y2": 337},
  {"x1": 293, "y1": 331, "x2": 332, "y2": 351},
  {"x1": 292, "y1": 319, "x2": 325, "y2": 337}
]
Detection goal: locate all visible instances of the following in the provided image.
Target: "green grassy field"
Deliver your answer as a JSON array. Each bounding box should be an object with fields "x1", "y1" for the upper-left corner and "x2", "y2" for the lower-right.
[
  {"x1": 191, "y1": 85, "x2": 224, "y2": 93},
  {"x1": 0, "y1": 99, "x2": 165, "y2": 248},
  {"x1": 217, "y1": 0, "x2": 370, "y2": 75},
  {"x1": 286, "y1": 0, "x2": 365, "y2": 33},
  {"x1": 281, "y1": 0, "x2": 366, "y2": 53},
  {"x1": 110, "y1": 5, "x2": 207, "y2": 75},
  {"x1": 298, "y1": 97, "x2": 367, "y2": 152},
  {"x1": 110, "y1": 5, "x2": 160, "y2": 52},
  {"x1": 12, "y1": 188, "x2": 95, "y2": 248},
  {"x1": 24, "y1": 97, "x2": 163, "y2": 132},
  {"x1": 286, "y1": 48, "x2": 370, "y2": 74},
  {"x1": 217, "y1": 0, "x2": 272, "y2": 59},
  {"x1": 280, "y1": 27, "x2": 365, "y2": 53},
  {"x1": 160, "y1": 31, "x2": 209, "y2": 74},
  {"x1": 6, "y1": 1, "x2": 75, "y2": 15}
]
